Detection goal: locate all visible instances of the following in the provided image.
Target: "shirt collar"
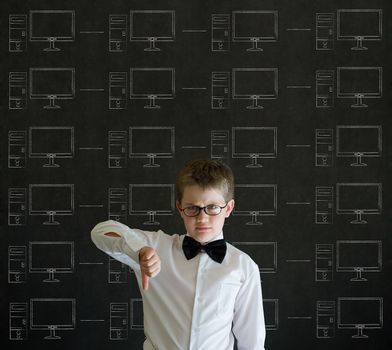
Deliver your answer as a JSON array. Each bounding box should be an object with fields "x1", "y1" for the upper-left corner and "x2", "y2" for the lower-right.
[{"x1": 185, "y1": 231, "x2": 224, "y2": 245}]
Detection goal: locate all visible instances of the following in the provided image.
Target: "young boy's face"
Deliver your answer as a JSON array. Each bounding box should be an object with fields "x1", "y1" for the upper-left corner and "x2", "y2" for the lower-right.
[{"x1": 176, "y1": 184, "x2": 235, "y2": 243}]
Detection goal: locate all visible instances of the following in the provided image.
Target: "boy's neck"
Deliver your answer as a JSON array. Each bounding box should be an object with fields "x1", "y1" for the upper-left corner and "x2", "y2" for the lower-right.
[{"x1": 186, "y1": 231, "x2": 224, "y2": 244}]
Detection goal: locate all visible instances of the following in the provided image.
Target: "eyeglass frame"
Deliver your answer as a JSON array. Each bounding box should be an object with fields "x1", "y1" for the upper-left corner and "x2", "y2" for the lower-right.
[{"x1": 178, "y1": 203, "x2": 228, "y2": 217}]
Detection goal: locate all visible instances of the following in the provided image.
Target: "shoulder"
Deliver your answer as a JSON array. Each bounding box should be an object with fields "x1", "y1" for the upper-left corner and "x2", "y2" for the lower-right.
[
  {"x1": 226, "y1": 242, "x2": 255, "y2": 264},
  {"x1": 135, "y1": 228, "x2": 181, "y2": 246},
  {"x1": 226, "y1": 242, "x2": 259, "y2": 276}
]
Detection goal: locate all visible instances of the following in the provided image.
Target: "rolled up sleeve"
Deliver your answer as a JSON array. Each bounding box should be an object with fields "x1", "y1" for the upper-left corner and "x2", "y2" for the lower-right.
[{"x1": 91, "y1": 220, "x2": 147, "y2": 268}]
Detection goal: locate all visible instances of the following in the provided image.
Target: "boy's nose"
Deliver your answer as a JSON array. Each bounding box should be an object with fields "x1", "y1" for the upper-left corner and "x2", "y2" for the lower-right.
[{"x1": 196, "y1": 210, "x2": 209, "y2": 222}]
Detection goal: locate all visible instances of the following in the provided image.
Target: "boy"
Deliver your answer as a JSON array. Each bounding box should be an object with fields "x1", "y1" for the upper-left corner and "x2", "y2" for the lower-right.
[{"x1": 91, "y1": 159, "x2": 266, "y2": 349}]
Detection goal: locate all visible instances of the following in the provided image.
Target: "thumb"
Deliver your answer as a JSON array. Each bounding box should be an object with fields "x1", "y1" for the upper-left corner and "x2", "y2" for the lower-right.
[{"x1": 142, "y1": 271, "x2": 150, "y2": 291}]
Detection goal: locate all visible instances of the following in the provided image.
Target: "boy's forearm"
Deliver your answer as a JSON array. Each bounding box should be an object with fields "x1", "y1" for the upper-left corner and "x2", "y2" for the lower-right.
[{"x1": 104, "y1": 231, "x2": 121, "y2": 237}]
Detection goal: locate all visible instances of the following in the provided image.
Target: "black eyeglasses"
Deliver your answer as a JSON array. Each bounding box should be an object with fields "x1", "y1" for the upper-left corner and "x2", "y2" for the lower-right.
[{"x1": 179, "y1": 204, "x2": 227, "y2": 217}]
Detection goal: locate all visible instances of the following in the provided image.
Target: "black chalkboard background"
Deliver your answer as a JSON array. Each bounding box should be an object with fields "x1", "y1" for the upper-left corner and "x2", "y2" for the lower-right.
[{"x1": 1, "y1": 0, "x2": 391, "y2": 349}]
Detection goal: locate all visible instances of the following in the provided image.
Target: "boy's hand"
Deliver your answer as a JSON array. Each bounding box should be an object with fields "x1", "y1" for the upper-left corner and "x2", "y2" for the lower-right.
[{"x1": 139, "y1": 247, "x2": 161, "y2": 291}]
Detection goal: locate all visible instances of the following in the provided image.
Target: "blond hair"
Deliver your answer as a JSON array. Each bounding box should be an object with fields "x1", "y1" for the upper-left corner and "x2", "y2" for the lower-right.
[{"x1": 176, "y1": 159, "x2": 234, "y2": 202}]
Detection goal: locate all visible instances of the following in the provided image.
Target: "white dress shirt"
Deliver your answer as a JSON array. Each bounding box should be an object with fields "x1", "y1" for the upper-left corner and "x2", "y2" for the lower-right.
[{"x1": 91, "y1": 220, "x2": 266, "y2": 350}]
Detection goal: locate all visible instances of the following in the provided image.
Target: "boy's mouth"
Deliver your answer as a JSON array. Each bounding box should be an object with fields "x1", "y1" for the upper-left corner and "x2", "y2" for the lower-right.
[{"x1": 196, "y1": 226, "x2": 210, "y2": 231}]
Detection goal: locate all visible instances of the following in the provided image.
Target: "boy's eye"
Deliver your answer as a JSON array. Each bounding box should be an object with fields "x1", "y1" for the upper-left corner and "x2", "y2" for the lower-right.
[
  {"x1": 186, "y1": 206, "x2": 199, "y2": 213},
  {"x1": 206, "y1": 204, "x2": 219, "y2": 210}
]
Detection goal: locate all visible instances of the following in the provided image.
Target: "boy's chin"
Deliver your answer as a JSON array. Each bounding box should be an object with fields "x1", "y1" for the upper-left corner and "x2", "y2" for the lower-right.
[{"x1": 190, "y1": 230, "x2": 220, "y2": 243}]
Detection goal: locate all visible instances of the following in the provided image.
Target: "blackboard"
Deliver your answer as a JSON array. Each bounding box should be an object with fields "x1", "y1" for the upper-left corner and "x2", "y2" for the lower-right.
[{"x1": 1, "y1": 0, "x2": 392, "y2": 349}]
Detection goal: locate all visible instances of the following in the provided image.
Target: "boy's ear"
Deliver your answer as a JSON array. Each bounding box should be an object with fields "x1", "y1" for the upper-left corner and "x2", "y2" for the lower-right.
[
  {"x1": 176, "y1": 200, "x2": 182, "y2": 213},
  {"x1": 225, "y1": 199, "x2": 235, "y2": 217}
]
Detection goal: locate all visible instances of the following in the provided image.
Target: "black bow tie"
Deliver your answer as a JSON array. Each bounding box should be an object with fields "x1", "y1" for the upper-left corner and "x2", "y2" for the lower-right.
[{"x1": 182, "y1": 235, "x2": 227, "y2": 264}]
